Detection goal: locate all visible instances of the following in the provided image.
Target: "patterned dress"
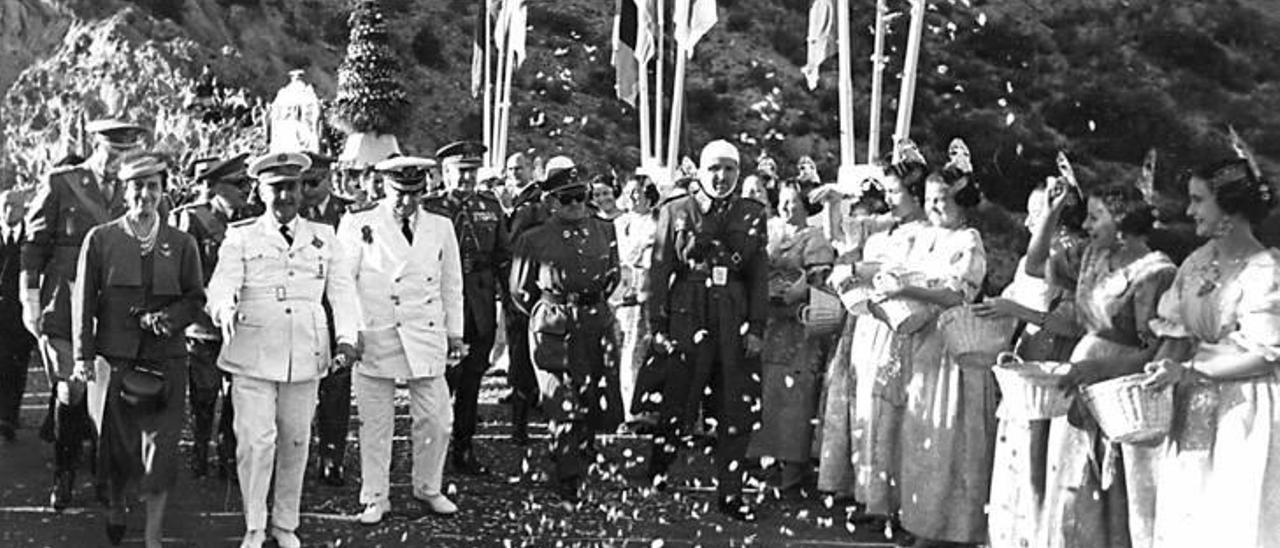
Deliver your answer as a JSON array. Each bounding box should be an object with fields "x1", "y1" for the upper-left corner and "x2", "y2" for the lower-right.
[
  {"x1": 1149, "y1": 247, "x2": 1280, "y2": 548},
  {"x1": 748, "y1": 221, "x2": 835, "y2": 463},
  {"x1": 1038, "y1": 247, "x2": 1175, "y2": 548},
  {"x1": 895, "y1": 225, "x2": 989, "y2": 543},
  {"x1": 613, "y1": 211, "x2": 658, "y2": 417}
]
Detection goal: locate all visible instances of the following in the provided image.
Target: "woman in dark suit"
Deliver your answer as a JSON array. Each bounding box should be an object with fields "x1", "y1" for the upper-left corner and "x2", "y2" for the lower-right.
[{"x1": 72, "y1": 152, "x2": 204, "y2": 547}]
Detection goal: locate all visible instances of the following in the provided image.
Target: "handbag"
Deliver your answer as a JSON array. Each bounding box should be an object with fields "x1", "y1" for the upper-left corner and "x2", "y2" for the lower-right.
[{"x1": 119, "y1": 363, "x2": 167, "y2": 410}]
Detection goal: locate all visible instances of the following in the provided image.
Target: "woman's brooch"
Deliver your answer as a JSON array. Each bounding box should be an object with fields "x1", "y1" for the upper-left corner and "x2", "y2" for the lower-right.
[{"x1": 361, "y1": 226, "x2": 373, "y2": 244}]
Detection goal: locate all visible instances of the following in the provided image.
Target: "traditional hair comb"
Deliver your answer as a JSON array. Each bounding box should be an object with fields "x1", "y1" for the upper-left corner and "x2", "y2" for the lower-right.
[
  {"x1": 947, "y1": 138, "x2": 973, "y2": 174},
  {"x1": 1229, "y1": 125, "x2": 1263, "y2": 180},
  {"x1": 1056, "y1": 151, "x2": 1080, "y2": 190},
  {"x1": 1138, "y1": 149, "x2": 1157, "y2": 204}
]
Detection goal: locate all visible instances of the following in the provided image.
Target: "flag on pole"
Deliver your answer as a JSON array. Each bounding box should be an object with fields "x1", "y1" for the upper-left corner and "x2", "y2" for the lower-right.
[
  {"x1": 498, "y1": 0, "x2": 529, "y2": 66},
  {"x1": 471, "y1": 0, "x2": 499, "y2": 98},
  {"x1": 674, "y1": 0, "x2": 718, "y2": 55},
  {"x1": 635, "y1": 0, "x2": 658, "y2": 64},
  {"x1": 802, "y1": 0, "x2": 837, "y2": 90},
  {"x1": 612, "y1": 0, "x2": 641, "y2": 106}
]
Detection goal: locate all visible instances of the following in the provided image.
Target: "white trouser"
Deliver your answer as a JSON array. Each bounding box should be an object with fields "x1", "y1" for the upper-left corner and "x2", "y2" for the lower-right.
[
  {"x1": 354, "y1": 371, "x2": 452, "y2": 504},
  {"x1": 231, "y1": 375, "x2": 319, "y2": 532}
]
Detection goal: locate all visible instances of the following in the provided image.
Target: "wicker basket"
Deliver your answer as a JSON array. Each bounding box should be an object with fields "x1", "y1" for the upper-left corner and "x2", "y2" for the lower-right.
[
  {"x1": 1080, "y1": 373, "x2": 1173, "y2": 444},
  {"x1": 939, "y1": 305, "x2": 1019, "y2": 369},
  {"x1": 992, "y1": 352, "x2": 1074, "y2": 419},
  {"x1": 799, "y1": 288, "x2": 846, "y2": 338},
  {"x1": 838, "y1": 284, "x2": 877, "y2": 315}
]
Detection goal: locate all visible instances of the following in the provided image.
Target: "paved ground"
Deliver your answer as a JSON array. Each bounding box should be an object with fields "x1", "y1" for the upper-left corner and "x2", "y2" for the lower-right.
[{"x1": 0, "y1": 355, "x2": 900, "y2": 547}]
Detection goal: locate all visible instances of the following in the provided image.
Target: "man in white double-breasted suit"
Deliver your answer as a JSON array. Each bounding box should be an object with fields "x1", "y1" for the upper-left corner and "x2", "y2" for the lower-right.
[
  {"x1": 206, "y1": 152, "x2": 361, "y2": 548},
  {"x1": 337, "y1": 156, "x2": 466, "y2": 524}
]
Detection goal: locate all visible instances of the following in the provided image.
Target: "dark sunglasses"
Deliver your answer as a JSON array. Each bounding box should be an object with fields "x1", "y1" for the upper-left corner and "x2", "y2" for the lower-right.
[{"x1": 555, "y1": 189, "x2": 589, "y2": 205}]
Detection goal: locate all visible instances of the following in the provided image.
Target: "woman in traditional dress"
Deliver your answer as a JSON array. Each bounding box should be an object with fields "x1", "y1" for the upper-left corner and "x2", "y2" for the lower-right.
[
  {"x1": 72, "y1": 153, "x2": 205, "y2": 547},
  {"x1": 1023, "y1": 184, "x2": 1175, "y2": 548},
  {"x1": 613, "y1": 177, "x2": 660, "y2": 420},
  {"x1": 978, "y1": 178, "x2": 1089, "y2": 548},
  {"x1": 893, "y1": 161, "x2": 990, "y2": 547},
  {"x1": 748, "y1": 180, "x2": 837, "y2": 491},
  {"x1": 1144, "y1": 158, "x2": 1280, "y2": 548},
  {"x1": 816, "y1": 158, "x2": 931, "y2": 523}
]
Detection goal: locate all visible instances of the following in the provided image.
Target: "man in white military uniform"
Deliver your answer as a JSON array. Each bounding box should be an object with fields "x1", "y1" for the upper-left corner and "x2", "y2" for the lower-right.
[
  {"x1": 206, "y1": 152, "x2": 360, "y2": 548},
  {"x1": 337, "y1": 156, "x2": 466, "y2": 524}
]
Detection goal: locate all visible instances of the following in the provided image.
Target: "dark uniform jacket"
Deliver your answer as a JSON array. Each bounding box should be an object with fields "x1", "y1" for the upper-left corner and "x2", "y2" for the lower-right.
[
  {"x1": 169, "y1": 200, "x2": 235, "y2": 340},
  {"x1": 507, "y1": 184, "x2": 546, "y2": 241},
  {"x1": 422, "y1": 189, "x2": 510, "y2": 339},
  {"x1": 23, "y1": 164, "x2": 127, "y2": 339},
  {"x1": 72, "y1": 219, "x2": 205, "y2": 362},
  {"x1": 0, "y1": 225, "x2": 32, "y2": 342}
]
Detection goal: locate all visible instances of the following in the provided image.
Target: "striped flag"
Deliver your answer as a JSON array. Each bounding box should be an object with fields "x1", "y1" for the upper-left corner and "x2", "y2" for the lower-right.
[
  {"x1": 634, "y1": 0, "x2": 658, "y2": 64},
  {"x1": 802, "y1": 0, "x2": 837, "y2": 90},
  {"x1": 674, "y1": 0, "x2": 718, "y2": 55},
  {"x1": 497, "y1": 0, "x2": 528, "y2": 67},
  {"x1": 612, "y1": 0, "x2": 641, "y2": 106},
  {"x1": 470, "y1": 0, "x2": 500, "y2": 98}
]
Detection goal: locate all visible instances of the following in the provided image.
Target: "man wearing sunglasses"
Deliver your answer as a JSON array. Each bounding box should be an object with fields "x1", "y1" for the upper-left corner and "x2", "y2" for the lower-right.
[
  {"x1": 298, "y1": 152, "x2": 358, "y2": 487},
  {"x1": 422, "y1": 140, "x2": 510, "y2": 476},
  {"x1": 644, "y1": 139, "x2": 768, "y2": 522},
  {"x1": 171, "y1": 152, "x2": 254, "y2": 479},
  {"x1": 22, "y1": 118, "x2": 147, "y2": 510},
  {"x1": 509, "y1": 166, "x2": 622, "y2": 503}
]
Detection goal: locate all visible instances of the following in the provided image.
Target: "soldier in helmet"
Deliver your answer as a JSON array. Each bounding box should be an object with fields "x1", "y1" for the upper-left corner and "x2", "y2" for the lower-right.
[
  {"x1": 509, "y1": 166, "x2": 623, "y2": 503},
  {"x1": 421, "y1": 141, "x2": 510, "y2": 475},
  {"x1": 22, "y1": 117, "x2": 145, "y2": 510},
  {"x1": 169, "y1": 153, "x2": 253, "y2": 479},
  {"x1": 643, "y1": 140, "x2": 768, "y2": 521}
]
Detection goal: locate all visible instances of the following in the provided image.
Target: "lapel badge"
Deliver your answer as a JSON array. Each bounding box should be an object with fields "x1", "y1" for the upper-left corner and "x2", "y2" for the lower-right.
[
  {"x1": 159, "y1": 241, "x2": 173, "y2": 257},
  {"x1": 361, "y1": 226, "x2": 373, "y2": 244},
  {"x1": 312, "y1": 236, "x2": 324, "y2": 249}
]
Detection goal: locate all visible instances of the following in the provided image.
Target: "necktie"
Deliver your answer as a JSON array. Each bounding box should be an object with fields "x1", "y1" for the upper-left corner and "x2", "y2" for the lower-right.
[
  {"x1": 280, "y1": 224, "x2": 294, "y2": 245},
  {"x1": 401, "y1": 216, "x2": 414, "y2": 245}
]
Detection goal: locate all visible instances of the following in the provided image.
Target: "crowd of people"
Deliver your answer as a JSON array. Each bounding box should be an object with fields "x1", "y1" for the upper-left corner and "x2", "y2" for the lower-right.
[{"x1": 0, "y1": 114, "x2": 1278, "y2": 548}]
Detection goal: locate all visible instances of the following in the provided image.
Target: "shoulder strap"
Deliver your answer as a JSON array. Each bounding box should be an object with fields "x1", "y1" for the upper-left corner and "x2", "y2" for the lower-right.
[{"x1": 60, "y1": 173, "x2": 111, "y2": 225}]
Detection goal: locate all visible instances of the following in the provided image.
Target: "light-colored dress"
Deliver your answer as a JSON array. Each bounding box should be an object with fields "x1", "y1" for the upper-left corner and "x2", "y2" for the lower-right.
[
  {"x1": 817, "y1": 219, "x2": 929, "y2": 505},
  {"x1": 1039, "y1": 247, "x2": 1175, "y2": 548},
  {"x1": 1148, "y1": 247, "x2": 1280, "y2": 548},
  {"x1": 988, "y1": 233, "x2": 1089, "y2": 548},
  {"x1": 749, "y1": 221, "x2": 835, "y2": 463},
  {"x1": 896, "y1": 224, "x2": 990, "y2": 543},
  {"x1": 613, "y1": 211, "x2": 658, "y2": 417}
]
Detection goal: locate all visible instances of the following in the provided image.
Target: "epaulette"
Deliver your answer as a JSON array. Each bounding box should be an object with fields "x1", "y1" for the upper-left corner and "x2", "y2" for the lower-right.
[
  {"x1": 345, "y1": 201, "x2": 378, "y2": 215},
  {"x1": 229, "y1": 217, "x2": 256, "y2": 228}
]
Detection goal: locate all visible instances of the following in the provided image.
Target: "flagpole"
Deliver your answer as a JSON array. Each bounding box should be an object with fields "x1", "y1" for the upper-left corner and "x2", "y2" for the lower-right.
[
  {"x1": 868, "y1": 0, "x2": 887, "y2": 161},
  {"x1": 482, "y1": 0, "x2": 494, "y2": 167},
  {"x1": 638, "y1": 17, "x2": 653, "y2": 165},
  {"x1": 654, "y1": 0, "x2": 666, "y2": 170},
  {"x1": 894, "y1": 0, "x2": 925, "y2": 158},
  {"x1": 497, "y1": 35, "x2": 517, "y2": 170},
  {"x1": 836, "y1": 0, "x2": 854, "y2": 167},
  {"x1": 666, "y1": 48, "x2": 687, "y2": 177}
]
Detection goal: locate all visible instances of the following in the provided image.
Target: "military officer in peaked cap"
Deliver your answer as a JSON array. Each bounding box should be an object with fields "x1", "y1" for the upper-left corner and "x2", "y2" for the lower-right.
[
  {"x1": 422, "y1": 140, "x2": 510, "y2": 475},
  {"x1": 206, "y1": 152, "x2": 360, "y2": 548},
  {"x1": 339, "y1": 156, "x2": 465, "y2": 524},
  {"x1": 22, "y1": 117, "x2": 145, "y2": 510},
  {"x1": 298, "y1": 151, "x2": 357, "y2": 487},
  {"x1": 170, "y1": 152, "x2": 253, "y2": 479},
  {"x1": 510, "y1": 166, "x2": 623, "y2": 503},
  {"x1": 644, "y1": 140, "x2": 768, "y2": 521}
]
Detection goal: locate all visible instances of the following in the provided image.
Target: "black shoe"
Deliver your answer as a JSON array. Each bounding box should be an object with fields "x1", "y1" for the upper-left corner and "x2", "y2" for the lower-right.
[
  {"x1": 105, "y1": 511, "x2": 126, "y2": 546},
  {"x1": 554, "y1": 479, "x2": 582, "y2": 504},
  {"x1": 717, "y1": 495, "x2": 758, "y2": 522},
  {"x1": 450, "y1": 446, "x2": 489, "y2": 476},
  {"x1": 0, "y1": 421, "x2": 14, "y2": 442},
  {"x1": 319, "y1": 456, "x2": 345, "y2": 487},
  {"x1": 191, "y1": 442, "x2": 209, "y2": 478},
  {"x1": 50, "y1": 471, "x2": 74, "y2": 511}
]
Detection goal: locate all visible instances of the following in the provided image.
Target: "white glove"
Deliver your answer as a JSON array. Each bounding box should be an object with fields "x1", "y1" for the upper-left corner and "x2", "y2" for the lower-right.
[{"x1": 21, "y1": 289, "x2": 41, "y2": 338}]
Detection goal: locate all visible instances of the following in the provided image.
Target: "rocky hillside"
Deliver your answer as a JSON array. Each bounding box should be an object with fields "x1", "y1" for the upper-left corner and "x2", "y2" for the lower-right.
[{"x1": 4, "y1": 0, "x2": 1280, "y2": 211}]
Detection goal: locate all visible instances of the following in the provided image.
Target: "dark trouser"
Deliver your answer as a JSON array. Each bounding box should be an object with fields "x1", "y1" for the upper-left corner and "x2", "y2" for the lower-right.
[
  {"x1": 505, "y1": 309, "x2": 537, "y2": 405},
  {"x1": 315, "y1": 367, "x2": 352, "y2": 460},
  {"x1": 447, "y1": 312, "x2": 495, "y2": 450},
  {"x1": 39, "y1": 337, "x2": 93, "y2": 474},
  {"x1": 651, "y1": 284, "x2": 762, "y2": 498},
  {"x1": 186, "y1": 338, "x2": 235, "y2": 462},
  {"x1": 0, "y1": 329, "x2": 36, "y2": 428}
]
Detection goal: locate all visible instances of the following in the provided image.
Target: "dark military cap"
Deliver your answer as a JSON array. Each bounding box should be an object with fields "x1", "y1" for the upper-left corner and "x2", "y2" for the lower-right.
[
  {"x1": 374, "y1": 156, "x2": 436, "y2": 192},
  {"x1": 436, "y1": 141, "x2": 487, "y2": 169},
  {"x1": 195, "y1": 153, "x2": 250, "y2": 185},
  {"x1": 86, "y1": 118, "x2": 148, "y2": 148},
  {"x1": 186, "y1": 156, "x2": 219, "y2": 179},
  {"x1": 303, "y1": 152, "x2": 336, "y2": 174}
]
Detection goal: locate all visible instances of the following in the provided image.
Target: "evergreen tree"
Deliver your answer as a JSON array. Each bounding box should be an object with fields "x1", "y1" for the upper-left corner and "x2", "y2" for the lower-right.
[{"x1": 330, "y1": 0, "x2": 409, "y2": 135}]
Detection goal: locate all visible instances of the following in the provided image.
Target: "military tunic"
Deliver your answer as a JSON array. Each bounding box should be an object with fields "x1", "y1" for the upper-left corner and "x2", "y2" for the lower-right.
[
  {"x1": 504, "y1": 186, "x2": 547, "y2": 408},
  {"x1": 646, "y1": 192, "x2": 768, "y2": 497},
  {"x1": 422, "y1": 189, "x2": 510, "y2": 449},
  {"x1": 510, "y1": 215, "x2": 622, "y2": 486}
]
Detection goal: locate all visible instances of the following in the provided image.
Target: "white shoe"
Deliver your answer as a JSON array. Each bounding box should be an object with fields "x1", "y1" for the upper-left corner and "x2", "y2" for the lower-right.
[
  {"x1": 269, "y1": 527, "x2": 301, "y2": 548},
  {"x1": 415, "y1": 493, "x2": 458, "y2": 515},
  {"x1": 358, "y1": 500, "x2": 389, "y2": 525},
  {"x1": 238, "y1": 529, "x2": 266, "y2": 548}
]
